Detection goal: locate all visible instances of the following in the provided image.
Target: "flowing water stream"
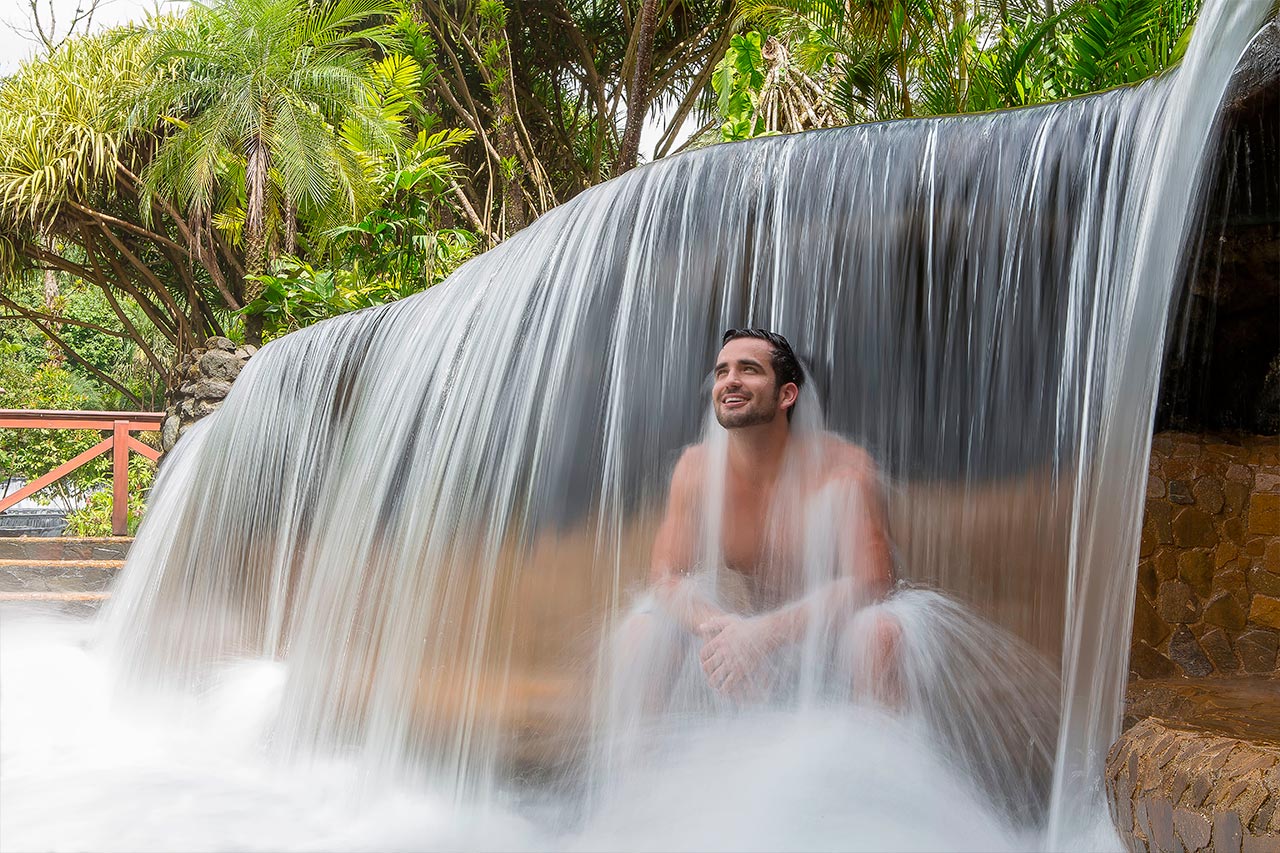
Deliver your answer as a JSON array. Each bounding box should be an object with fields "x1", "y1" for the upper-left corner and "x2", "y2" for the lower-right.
[{"x1": 1, "y1": 3, "x2": 1273, "y2": 850}]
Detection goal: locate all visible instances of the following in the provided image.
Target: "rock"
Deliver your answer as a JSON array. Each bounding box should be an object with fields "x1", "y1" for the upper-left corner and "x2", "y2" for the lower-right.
[
  {"x1": 159, "y1": 339, "x2": 255, "y2": 459},
  {"x1": 1130, "y1": 640, "x2": 1177, "y2": 678},
  {"x1": 1148, "y1": 475, "x2": 1166, "y2": 499},
  {"x1": 205, "y1": 336, "x2": 236, "y2": 351},
  {"x1": 1139, "y1": 562, "x2": 1159, "y2": 598},
  {"x1": 242, "y1": 344, "x2": 258, "y2": 357},
  {"x1": 1174, "y1": 807, "x2": 1212, "y2": 850},
  {"x1": 192, "y1": 379, "x2": 233, "y2": 400},
  {"x1": 1192, "y1": 478, "x2": 1225, "y2": 514},
  {"x1": 1250, "y1": 568, "x2": 1280, "y2": 598},
  {"x1": 1247, "y1": 595, "x2": 1280, "y2": 630},
  {"x1": 1249, "y1": 494, "x2": 1280, "y2": 536},
  {"x1": 1215, "y1": 542, "x2": 1240, "y2": 567},
  {"x1": 1149, "y1": 502, "x2": 1174, "y2": 544},
  {"x1": 1204, "y1": 593, "x2": 1247, "y2": 630},
  {"x1": 1265, "y1": 539, "x2": 1280, "y2": 572},
  {"x1": 1141, "y1": 526, "x2": 1157, "y2": 558},
  {"x1": 1236, "y1": 629, "x2": 1279, "y2": 674},
  {"x1": 1215, "y1": 569, "x2": 1252, "y2": 610},
  {"x1": 1198, "y1": 627, "x2": 1239, "y2": 673},
  {"x1": 198, "y1": 349, "x2": 243, "y2": 381},
  {"x1": 1168, "y1": 625, "x2": 1213, "y2": 677},
  {"x1": 1178, "y1": 551, "x2": 1214, "y2": 597},
  {"x1": 1147, "y1": 797, "x2": 1177, "y2": 851},
  {"x1": 1257, "y1": 470, "x2": 1280, "y2": 493},
  {"x1": 1157, "y1": 581, "x2": 1202, "y2": 624},
  {"x1": 1172, "y1": 509, "x2": 1217, "y2": 547},
  {"x1": 1134, "y1": 592, "x2": 1171, "y2": 646},
  {"x1": 161, "y1": 414, "x2": 180, "y2": 452},
  {"x1": 1225, "y1": 464, "x2": 1253, "y2": 483},
  {"x1": 1224, "y1": 482, "x2": 1251, "y2": 515},
  {"x1": 1169, "y1": 480, "x2": 1194, "y2": 505},
  {"x1": 1212, "y1": 810, "x2": 1243, "y2": 853}
]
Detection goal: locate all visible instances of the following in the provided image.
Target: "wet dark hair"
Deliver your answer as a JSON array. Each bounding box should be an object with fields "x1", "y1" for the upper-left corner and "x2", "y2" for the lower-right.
[{"x1": 721, "y1": 328, "x2": 806, "y2": 393}]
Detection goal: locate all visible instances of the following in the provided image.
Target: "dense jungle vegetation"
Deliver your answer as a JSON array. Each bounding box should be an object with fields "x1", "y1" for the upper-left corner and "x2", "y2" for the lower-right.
[{"x1": 0, "y1": 0, "x2": 1207, "y2": 527}]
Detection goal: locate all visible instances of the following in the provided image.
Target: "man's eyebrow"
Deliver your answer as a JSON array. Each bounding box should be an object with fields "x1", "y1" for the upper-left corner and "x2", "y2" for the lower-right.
[{"x1": 714, "y1": 357, "x2": 765, "y2": 372}]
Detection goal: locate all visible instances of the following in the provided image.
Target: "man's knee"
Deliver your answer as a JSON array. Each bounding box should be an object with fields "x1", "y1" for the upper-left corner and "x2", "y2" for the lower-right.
[
  {"x1": 614, "y1": 609, "x2": 662, "y2": 651},
  {"x1": 841, "y1": 606, "x2": 904, "y2": 707},
  {"x1": 867, "y1": 610, "x2": 901, "y2": 660},
  {"x1": 610, "y1": 601, "x2": 683, "y2": 670}
]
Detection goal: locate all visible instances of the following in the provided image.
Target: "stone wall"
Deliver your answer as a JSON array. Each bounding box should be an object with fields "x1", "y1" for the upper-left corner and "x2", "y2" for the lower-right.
[
  {"x1": 160, "y1": 337, "x2": 255, "y2": 452},
  {"x1": 1132, "y1": 431, "x2": 1280, "y2": 678},
  {"x1": 1106, "y1": 713, "x2": 1279, "y2": 853}
]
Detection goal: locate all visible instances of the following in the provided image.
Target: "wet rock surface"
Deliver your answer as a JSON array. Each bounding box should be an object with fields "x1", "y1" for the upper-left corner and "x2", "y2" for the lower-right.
[
  {"x1": 1134, "y1": 432, "x2": 1280, "y2": 678},
  {"x1": 1157, "y1": 21, "x2": 1280, "y2": 436},
  {"x1": 1107, "y1": 678, "x2": 1280, "y2": 853}
]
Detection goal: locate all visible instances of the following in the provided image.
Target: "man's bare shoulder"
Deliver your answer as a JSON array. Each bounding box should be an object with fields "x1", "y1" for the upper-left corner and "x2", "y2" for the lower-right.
[
  {"x1": 666, "y1": 444, "x2": 709, "y2": 497},
  {"x1": 672, "y1": 443, "x2": 707, "y2": 480},
  {"x1": 818, "y1": 433, "x2": 879, "y2": 482}
]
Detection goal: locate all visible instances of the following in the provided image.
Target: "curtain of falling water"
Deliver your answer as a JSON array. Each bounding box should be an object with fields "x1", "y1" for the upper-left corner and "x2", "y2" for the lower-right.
[{"x1": 96, "y1": 0, "x2": 1270, "y2": 843}]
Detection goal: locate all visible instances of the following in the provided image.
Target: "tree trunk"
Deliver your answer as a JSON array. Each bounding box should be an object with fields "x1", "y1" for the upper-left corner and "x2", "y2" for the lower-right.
[
  {"x1": 283, "y1": 189, "x2": 297, "y2": 257},
  {"x1": 955, "y1": 0, "x2": 969, "y2": 112},
  {"x1": 42, "y1": 266, "x2": 62, "y2": 364},
  {"x1": 899, "y1": 53, "x2": 912, "y2": 117},
  {"x1": 615, "y1": 0, "x2": 660, "y2": 176},
  {"x1": 242, "y1": 137, "x2": 270, "y2": 345}
]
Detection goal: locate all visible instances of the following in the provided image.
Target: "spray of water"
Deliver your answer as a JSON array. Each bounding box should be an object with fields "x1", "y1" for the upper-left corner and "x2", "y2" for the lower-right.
[{"x1": 1, "y1": 3, "x2": 1271, "y2": 850}]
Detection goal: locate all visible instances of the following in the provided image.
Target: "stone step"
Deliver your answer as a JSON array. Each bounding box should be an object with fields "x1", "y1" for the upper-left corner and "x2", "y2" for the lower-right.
[
  {"x1": 0, "y1": 591, "x2": 110, "y2": 602},
  {"x1": 0, "y1": 560, "x2": 123, "y2": 595},
  {"x1": 0, "y1": 536, "x2": 132, "y2": 562}
]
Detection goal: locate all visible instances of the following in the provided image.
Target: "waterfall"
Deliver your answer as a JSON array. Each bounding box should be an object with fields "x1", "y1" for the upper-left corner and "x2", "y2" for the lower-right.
[{"x1": 2, "y1": 2, "x2": 1271, "y2": 850}]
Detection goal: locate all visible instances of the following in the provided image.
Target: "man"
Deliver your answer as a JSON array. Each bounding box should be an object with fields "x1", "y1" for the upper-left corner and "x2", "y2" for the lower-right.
[{"x1": 621, "y1": 328, "x2": 900, "y2": 706}]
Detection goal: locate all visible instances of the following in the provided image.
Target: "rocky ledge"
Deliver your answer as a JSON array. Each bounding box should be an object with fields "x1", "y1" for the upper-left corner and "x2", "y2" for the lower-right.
[
  {"x1": 1106, "y1": 678, "x2": 1280, "y2": 853},
  {"x1": 161, "y1": 336, "x2": 256, "y2": 452}
]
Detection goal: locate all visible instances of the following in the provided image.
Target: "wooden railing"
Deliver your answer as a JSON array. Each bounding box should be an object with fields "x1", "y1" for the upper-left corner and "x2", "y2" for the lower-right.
[{"x1": 0, "y1": 410, "x2": 164, "y2": 536}]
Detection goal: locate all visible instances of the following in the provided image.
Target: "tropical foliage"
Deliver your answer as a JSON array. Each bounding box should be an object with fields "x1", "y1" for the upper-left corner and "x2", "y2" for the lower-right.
[
  {"x1": 716, "y1": 0, "x2": 1208, "y2": 136},
  {"x1": 0, "y1": 0, "x2": 1228, "y2": 396}
]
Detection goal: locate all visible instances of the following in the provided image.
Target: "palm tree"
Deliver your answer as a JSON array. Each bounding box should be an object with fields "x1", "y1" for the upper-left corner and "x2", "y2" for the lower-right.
[
  {"x1": 132, "y1": 0, "x2": 402, "y2": 343},
  {"x1": 0, "y1": 29, "x2": 238, "y2": 393},
  {"x1": 732, "y1": 0, "x2": 1206, "y2": 126}
]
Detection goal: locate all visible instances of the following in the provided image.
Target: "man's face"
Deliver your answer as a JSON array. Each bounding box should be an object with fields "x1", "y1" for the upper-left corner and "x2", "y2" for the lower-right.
[{"x1": 712, "y1": 338, "x2": 788, "y2": 429}]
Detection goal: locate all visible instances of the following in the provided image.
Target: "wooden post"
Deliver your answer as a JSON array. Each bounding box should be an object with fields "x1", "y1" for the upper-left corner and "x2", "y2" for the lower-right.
[
  {"x1": 112, "y1": 419, "x2": 129, "y2": 536},
  {"x1": 0, "y1": 410, "x2": 164, "y2": 535}
]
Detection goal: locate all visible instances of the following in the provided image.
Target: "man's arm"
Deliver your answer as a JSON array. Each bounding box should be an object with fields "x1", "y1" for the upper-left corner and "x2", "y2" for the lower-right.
[{"x1": 649, "y1": 447, "x2": 728, "y2": 632}]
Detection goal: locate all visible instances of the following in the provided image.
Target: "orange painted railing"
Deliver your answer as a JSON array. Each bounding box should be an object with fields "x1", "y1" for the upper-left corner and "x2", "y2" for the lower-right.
[{"x1": 0, "y1": 410, "x2": 164, "y2": 536}]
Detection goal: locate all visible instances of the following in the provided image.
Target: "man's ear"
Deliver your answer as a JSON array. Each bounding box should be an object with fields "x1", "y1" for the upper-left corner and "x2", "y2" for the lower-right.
[{"x1": 780, "y1": 382, "x2": 799, "y2": 411}]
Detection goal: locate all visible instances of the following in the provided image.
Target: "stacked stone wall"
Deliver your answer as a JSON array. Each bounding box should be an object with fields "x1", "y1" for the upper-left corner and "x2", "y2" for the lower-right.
[
  {"x1": 161, "y1": 337, "x2": 256, "y2": 453},
  {"x1": 1132, "y1": 431, "x2": 1280, "y2": 678},
  {"x1": 1106, "y1": 715, "x2": 1279, "y2": 853}
]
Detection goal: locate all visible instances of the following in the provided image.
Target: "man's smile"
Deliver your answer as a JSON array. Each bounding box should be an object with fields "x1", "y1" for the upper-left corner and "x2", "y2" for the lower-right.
[{"x1": 720, "y1": 393, "x2": 750, "y2": 408}]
